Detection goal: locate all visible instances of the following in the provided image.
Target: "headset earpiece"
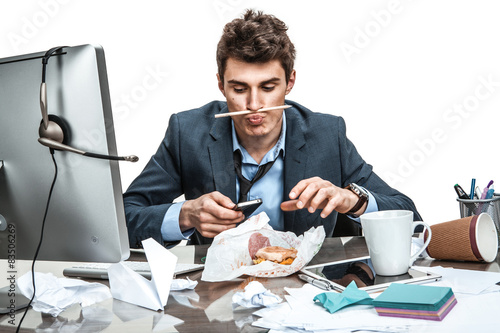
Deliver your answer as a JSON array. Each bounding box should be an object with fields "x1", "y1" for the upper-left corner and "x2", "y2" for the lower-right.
[
  {"x1": 37, "y1": 46, "x2": 138, "y2": 162},
  {"x1": 39, "y1": 114, "x2": 70, "y2": 145}
]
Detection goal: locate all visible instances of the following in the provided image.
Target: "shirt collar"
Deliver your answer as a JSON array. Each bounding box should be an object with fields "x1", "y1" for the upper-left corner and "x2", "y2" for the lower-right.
[{"x1": 231, "y1": 112, "x2": 287, "y2": 165}]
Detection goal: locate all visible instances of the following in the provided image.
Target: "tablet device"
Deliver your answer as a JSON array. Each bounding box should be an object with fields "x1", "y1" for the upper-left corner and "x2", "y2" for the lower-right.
[{"x1": 300, "y1": 256, "x2": 441, "y2": 293}]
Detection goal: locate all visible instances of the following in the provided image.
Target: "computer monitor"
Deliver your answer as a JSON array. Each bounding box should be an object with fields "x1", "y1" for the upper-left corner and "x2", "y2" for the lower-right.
[{"x1": 0, "y1": 44, "x2": 130, "y2": 262}]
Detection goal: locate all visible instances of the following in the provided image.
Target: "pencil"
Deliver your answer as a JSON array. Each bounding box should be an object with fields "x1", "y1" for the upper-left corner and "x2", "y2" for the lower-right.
[{"x1": 214, "y1": 105, "x2": 292, "y2": 118}]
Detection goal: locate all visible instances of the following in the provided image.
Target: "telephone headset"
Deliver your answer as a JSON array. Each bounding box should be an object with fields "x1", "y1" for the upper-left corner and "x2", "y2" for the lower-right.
[{"x1": 38, "y1": 46, "x2": 138, "y2": 162}]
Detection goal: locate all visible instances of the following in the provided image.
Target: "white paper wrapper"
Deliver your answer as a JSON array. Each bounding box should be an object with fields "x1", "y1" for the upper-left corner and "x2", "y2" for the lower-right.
[
  {"x1": 18, "y1": 272, "x2": 111, "y2": 317},
  {"x1": 201, "y1": 212, "x2": 325, "y2": 282},
  {"x1": 232, "y1": 281, "x2": 282, "y2": 308}
]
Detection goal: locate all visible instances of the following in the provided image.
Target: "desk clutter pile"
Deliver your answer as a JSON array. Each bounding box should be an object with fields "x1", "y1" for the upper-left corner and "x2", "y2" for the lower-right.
[
  {"x1": 312, "y1": 281, "x2": 457, "y2": 322},
  {"x1": 252, "y1": 265, "x2": 500, "y2": 332}
]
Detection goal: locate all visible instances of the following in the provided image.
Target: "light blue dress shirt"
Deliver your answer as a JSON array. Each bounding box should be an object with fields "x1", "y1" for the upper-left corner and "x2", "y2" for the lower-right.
[
  {"x1": 232, "y1": 112, "x2": 286, "y2": 230},
  {"x1": 160, "y1": 113, "x2": 378, "y2": 241}
]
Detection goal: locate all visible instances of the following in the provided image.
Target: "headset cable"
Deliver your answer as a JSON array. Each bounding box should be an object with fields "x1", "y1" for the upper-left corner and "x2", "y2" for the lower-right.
[{"x1": 16, "y1": 149, "x2": 58, "y2": 333}]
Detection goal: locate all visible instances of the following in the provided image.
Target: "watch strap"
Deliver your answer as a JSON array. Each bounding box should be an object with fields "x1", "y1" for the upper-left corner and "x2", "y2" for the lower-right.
[{"x1": 345, "y1": 184, "x2": 368, "y2": 218}]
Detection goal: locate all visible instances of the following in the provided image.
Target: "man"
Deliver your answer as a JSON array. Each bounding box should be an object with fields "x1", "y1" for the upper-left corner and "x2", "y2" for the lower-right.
[{"x1": 123, "y1": 9, "x2": 421, "y2": 247}]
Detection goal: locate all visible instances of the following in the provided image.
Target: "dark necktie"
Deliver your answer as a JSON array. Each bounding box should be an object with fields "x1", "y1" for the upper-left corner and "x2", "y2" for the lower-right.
[{"x1": 233, "y1": 150, "x2": 279, "y2": 203}]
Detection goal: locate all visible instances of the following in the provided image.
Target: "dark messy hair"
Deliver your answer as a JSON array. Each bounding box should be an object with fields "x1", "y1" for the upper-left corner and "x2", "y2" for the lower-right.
[{"x1": 216, "y1": 9, "x2": 296, "y2": 84}]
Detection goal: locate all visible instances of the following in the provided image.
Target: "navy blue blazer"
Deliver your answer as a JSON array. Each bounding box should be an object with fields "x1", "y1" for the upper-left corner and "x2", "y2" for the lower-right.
[{"x1": 123, "y1": 100, "x2": 421, "y2": 247}]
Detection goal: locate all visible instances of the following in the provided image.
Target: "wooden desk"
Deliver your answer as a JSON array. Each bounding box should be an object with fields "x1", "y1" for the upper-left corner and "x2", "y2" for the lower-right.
[{"x1": 1, "y1": 237, "x2": 498, "y2": 332}]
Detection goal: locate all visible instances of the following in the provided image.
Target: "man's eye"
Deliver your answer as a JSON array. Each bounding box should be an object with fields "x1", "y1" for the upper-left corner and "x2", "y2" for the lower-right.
[
  {"x1": 234, "y1": 87, "x2": 245, "y2": 93},
  {"x1": 262, "y1": 86, "x2": 275, "y2": 92}
]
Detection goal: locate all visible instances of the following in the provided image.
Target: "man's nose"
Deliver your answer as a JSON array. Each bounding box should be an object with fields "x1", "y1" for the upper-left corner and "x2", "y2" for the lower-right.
[{"x1": 247, "y1": 91, "x2": 263, "y2": 111}]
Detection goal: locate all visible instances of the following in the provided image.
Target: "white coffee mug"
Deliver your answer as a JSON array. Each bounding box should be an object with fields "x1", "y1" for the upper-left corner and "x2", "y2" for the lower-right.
[{"x1": 360, "y1": 210, "x2": 432, "y2": 276}]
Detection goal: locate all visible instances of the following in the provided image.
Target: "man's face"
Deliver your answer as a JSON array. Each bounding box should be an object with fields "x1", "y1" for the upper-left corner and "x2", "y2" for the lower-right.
[{"x1": 218, "y1": 58, "x2": 295, "y2": 143}]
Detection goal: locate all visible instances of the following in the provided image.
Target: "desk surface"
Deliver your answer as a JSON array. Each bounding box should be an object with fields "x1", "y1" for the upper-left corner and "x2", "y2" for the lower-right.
[{"x1": 1, "y1": 237, "x2": 499, "y2": 332}]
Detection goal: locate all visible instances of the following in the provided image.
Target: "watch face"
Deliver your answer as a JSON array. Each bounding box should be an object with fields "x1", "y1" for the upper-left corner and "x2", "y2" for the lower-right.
[{"x1": 351, "y1": 183, "x2": 368, "y2": 198}]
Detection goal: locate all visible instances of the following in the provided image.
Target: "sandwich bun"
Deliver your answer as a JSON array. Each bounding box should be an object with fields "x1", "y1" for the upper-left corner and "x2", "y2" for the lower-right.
[{"x1": 253, "y1": 246, "x2": 297, "y2": 265}]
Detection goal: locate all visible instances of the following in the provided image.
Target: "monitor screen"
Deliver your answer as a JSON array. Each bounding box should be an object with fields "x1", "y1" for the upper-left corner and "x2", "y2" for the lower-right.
[{"x1": 0, "y1": 44, "x2": 130, "y2": 262}]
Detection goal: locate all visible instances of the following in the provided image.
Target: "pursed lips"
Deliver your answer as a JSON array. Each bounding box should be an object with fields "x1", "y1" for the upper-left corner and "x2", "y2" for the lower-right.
[{"x1": 246, "y1": 114, "x2": 265, "y2": 125}]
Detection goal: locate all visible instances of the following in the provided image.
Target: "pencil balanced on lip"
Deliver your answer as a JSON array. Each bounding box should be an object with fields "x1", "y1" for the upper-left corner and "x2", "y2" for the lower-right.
[{"x1": 214, "y1": 105, "x2": 292, "y2": 118}]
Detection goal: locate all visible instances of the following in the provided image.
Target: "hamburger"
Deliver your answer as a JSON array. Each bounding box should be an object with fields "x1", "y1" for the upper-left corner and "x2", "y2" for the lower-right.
[{"x1": 253, "y1": 246, "x2": 298, "y2": 265}]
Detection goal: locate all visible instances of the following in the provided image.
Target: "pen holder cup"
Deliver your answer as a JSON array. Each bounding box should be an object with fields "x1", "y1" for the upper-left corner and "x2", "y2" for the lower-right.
[{"x1": 457, "y1": 194, "x2": 500, "y2": 247}]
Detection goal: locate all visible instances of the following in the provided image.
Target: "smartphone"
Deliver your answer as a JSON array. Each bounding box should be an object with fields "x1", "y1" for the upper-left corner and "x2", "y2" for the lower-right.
[{"x1": 233, "y1": 198, "x2": 263, "y2": 219}]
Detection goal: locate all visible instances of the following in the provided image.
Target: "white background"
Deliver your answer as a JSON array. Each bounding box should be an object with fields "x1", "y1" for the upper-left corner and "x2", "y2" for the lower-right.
[{"x1": 1, "y1": 0, "x2": 499, "y2": 225}]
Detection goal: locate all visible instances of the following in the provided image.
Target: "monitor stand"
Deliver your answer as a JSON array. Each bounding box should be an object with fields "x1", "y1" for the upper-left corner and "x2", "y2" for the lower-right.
[{"x1": 0, "y1": 285, "x2": 30, "y2": 315}]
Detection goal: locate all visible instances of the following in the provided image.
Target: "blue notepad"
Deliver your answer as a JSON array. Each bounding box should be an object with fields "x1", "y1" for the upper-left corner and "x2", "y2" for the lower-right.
[{"x1": 374, "y1": 283, "x2": 453, "y2": 310}]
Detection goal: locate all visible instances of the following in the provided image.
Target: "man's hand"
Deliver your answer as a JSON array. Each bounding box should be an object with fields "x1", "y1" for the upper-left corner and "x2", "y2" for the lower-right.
[
  {"x1": 179, "y1": 191, "x2": 244, "y2": 238},
  {"x1": 280, "y1": 177, "x2": 366, "y2": 218}
]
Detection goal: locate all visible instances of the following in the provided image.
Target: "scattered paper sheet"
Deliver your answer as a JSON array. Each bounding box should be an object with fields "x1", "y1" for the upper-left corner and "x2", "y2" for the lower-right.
[
  {"x1": 17, "y1": 272, "x2": 111, "y2": 317},
  {"x1": 108, "y1": 238, "x2": 177, "y2": 311},
  {"x1": 232, "y1": 281, "x2": 282, "y2": 308},
  {"x1": 171, "y1": 277, "x2": 198, "y2": 291},
  {"x1": 253, "y1": 269, "x2": 500, "y2": 332},
  {"x1": 414, "y1": 266, "x2": 500, "y2": 294}
]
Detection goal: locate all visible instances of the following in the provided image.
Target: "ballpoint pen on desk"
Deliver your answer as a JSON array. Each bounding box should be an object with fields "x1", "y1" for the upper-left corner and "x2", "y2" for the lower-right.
[{"x1": 298, "y1": 274, "x2": 339, "y2": 292}]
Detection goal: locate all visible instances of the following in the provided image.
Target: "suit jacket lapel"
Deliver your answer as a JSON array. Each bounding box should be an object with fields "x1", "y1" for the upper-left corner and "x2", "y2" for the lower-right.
[
  {"x1": 283, "y1": 109, "x2": 308, "y2": 233},
  {"x1": 208, "y1": 112, "x2": 237, "y2": 202}
]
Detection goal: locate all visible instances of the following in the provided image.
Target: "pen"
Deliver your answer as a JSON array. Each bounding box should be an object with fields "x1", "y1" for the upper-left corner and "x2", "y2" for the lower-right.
[
  {"x1": 454, "y1": 184, "x2": 469, "y2": 200},
  {"x1": 486, "y1": 187, "x2": 495, "y2": 199},
  {"x1": 475, "y1": 186, "x2": 482, "y2": 199},
  {"x1": 214, "y1": 105, "x2": 292, "y2": 118},
  {"x1": 475, "y1": 181, "x2": 494, "y2": 214},
  {"x1": 470, "y1": 178, "x2": 476, "y2": 199},
  {"x1": 298, "y1": 274, "x2": 337, "y2": 291},
  {"x1": 481, "y1": 180, "x2": 494, "y2": 199}
]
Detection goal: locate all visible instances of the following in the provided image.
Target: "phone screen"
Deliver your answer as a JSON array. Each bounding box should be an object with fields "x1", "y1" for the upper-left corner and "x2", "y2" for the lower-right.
[{"x1": 234, "y1": 198, "x2": 263, "y2": 219}]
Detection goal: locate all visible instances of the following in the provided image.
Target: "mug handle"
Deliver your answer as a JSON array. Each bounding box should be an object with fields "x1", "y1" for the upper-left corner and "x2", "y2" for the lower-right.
[{"x1": 409, "y1": 221, "x2": 432, "y2": 265}]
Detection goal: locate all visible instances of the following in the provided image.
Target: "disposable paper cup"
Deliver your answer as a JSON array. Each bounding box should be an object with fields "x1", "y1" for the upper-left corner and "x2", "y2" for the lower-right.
[{"x1": 424, "y1": 213, "x2": 498, "y2": 262}]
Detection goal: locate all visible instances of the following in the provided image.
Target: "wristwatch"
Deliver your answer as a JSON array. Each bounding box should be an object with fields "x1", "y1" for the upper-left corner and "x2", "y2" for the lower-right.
[{"x1": 344, "y1": 183, "x2": 368, "y2": 218}]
